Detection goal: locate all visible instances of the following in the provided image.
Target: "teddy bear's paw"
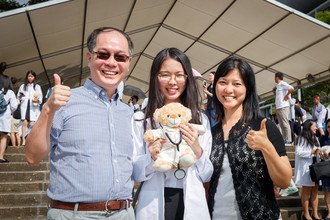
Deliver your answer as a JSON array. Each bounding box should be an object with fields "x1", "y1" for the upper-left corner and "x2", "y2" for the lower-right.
[
  {"x1": 153, "y1": 160, "x2": 174, "y2": 172},
  {"x1": 144, "y1": 130, "x2": 155, "y2": 142},
  {"x1": 179, "y1": 154, "x2": 195, "y2": 168}
]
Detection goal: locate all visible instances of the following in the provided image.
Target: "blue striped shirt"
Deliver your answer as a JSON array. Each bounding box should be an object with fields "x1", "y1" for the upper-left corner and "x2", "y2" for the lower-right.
[{"x1": 48, "y1": 79, "x2": 134, "y2": 202}]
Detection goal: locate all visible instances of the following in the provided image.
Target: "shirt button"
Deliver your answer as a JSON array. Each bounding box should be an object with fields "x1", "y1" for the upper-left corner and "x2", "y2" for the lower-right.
[
  {"x1": 116, "y1": 179, "x2": 119, "y2": 183},
  {"x1": 94, "y1": 95, "x2": 98, "y2": 99},
  {"x1": 114, "y1": 159, "x2": 117, "y2": 163}
]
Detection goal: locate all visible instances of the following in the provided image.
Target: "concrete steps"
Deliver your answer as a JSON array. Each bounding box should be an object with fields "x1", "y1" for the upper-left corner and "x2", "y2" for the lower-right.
[
  {"x1": 0, "y1": 144, "x2": 328, "y2": 219},
  {"x1": 0, "y1": 146, "x2": 49, "y2": 219},
  {"x1": 278, "y1": 144, "x2": 328, "y2": 220}
]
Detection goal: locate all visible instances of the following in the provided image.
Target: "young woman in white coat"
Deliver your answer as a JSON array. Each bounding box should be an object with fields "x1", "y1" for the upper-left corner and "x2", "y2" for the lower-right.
[
  {"x1": 0, "y1": 75, "x2": 18, "y2": 162},
  {"x1": 17, "y1": 70, "x2": 42, "y2": 145},
  {"x1": 294, "y1": 119, "x2": 322, "y2": 220},
  {"x1": 132, "y1": 48, "x2": 213, "y2": 220}
]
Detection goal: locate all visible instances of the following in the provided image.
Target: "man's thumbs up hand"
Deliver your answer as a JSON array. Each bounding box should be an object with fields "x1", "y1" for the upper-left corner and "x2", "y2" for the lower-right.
[
  {"x1": 46, "y1": 74, "x2": 71, "y2": 112},
  {"x1": 53, "y1": 73, "x2": 62, "y2": 86}
]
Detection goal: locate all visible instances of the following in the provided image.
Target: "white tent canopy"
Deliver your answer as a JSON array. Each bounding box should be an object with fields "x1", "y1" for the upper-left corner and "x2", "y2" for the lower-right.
[{"x1": 0, "y1": 0, "x2": 329, "y2": 101}]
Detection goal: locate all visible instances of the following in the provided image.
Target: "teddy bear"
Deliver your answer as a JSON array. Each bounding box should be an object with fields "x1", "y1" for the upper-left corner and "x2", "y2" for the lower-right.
[
  {"x1": 144, "y1": 102, "x2": 205, "y2": 172},
  {"x1": 32, "y1": 92, "x2": 41, "y2": 107}
]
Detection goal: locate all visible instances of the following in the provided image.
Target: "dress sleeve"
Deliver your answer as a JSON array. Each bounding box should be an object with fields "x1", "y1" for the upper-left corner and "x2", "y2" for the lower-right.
[
  {"x1": 295, "y1": 140, "x2": 313, "y2": 159},
  {"x1": 131, "y1": 113, "x2": 156, "y2": 182},
  {"x1": 9, "y1": 90, "x2": 18, "y2": 113},
  {"x1": 193, "y1": 113, "x2": 214, "y2": 182},
  {"x1": 266, "y1": 119, "x2": 287, "y2": 156}
]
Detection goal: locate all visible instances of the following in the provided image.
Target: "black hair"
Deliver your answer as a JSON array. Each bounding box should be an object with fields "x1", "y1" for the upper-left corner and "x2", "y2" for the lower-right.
[
  {"x1": 275, "y1": 72, "x2": 284, "y2": 80},
  {"x1": 87, "y1": 27, "x2": 134, "y2": 56},
  {"x1": 295, "y1": 119, "x2": 319, "y2": 148},
  {"x1": 131, "y1": 95, "x2": 139, "y2": 102},
  {"x1": 325, "y1": 119, "x2": 330, "y2": 137},
  {"x1": 0, "y1": 75, "x2": 11, "y2": 94},
  {"x1": 0, "y1": 62, "x2": 7, "y2": 73},
  {"x1": 212, "y1": 56, "x2": 260, "y2": 124},
  {"x1": 144, "y1": 48, "x2": 201, "y2": 129},
  {"x1": 23, "y1": 70, "x2": 37, "y2": 91}
]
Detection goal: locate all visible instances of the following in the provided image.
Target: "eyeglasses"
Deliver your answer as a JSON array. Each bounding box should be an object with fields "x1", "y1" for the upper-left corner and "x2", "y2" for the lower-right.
[
  {"x1": 158, "y1": 73, "x2": 187, "y2": 83},
  {"x1": 92, "y1": 51, "x2": 130, "y2": 62}
]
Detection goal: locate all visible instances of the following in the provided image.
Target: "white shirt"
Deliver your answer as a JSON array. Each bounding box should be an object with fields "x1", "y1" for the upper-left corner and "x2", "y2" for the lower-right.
[
  {"x1": 294, "y1": 138, "x2": 318, "y2": 187},
  {"x1": 312, "y1": 103, "x2": 325, "y2": 121},
  {"x1": 317, "y1": 105, "x2": 330, "y2": 129},
  {"x1": 18, "y1": 83, "x2": 43, "y2": 121},
  {"x1": 213, "y1": 152, "x2": 242, "y2": 220},
  {"x1": 0, "y1": 89, "x2": 18, "y2": 133},
  {"x1": 132, "y1": 112, "x2": 213, "y2": 220},
  {"x1": 275, "y1": 80, "x2": 293, "y2": 109},
  {"x1": 129, "y1": 103, "x2": 140, "y2": 112}
]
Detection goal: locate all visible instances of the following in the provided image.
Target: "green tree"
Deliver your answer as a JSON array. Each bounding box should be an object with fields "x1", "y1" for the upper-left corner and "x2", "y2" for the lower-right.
[
  {"x1": 315, "y1": 11, "x2": 330, "y2": 25},
  {"x1": 0, "y1": 0, "x2": 49, "y2": 12},
  {"x1": 0, "y1": 0, "x2": 21, "y2": 12},
  {"x1": 302, "y1": 79, "x2": 330, "y2": 109},
  {"x1": 27, "y1": 0, "x2": 48, "y2": 5}
]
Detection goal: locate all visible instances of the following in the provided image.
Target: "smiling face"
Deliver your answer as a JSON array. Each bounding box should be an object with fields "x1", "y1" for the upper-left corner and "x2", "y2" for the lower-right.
[
  {"x1": 215, "y1": 68, "x2": 246, "y2": 115},
  {"x1": 86, "y1": 30, "x2": 131, "y2": 97},
  {"x1": 157, "y1": 58, "x2": 187, "y2": 105}
]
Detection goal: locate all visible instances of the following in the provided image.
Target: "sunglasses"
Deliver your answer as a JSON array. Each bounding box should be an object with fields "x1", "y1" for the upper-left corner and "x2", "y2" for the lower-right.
[{"x1": 92, "y1": 51, "x2": 130, "y2": 62}]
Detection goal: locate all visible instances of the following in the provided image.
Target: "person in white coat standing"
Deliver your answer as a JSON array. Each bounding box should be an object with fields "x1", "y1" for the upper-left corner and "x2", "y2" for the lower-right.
[
  {"x1": 0, "y1": 75, "x2": 18, "y2": 162},
  {"x1": 17, "y1": 70, "x2": 43, "y2": 145},
  {"x1": 132, "y1": 48, "x2": 213, "y2": 220},
  {"x1": 294, "y1": 119, "x2": 322, "y2": 220}
]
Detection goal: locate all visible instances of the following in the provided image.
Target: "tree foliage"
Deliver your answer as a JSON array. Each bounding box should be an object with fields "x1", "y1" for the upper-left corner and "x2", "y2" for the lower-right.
[
  {"x1": 0, "y1": 0, "x2": 49, "y2": 12},
  {"x1": 0, "y1": 0, "x2": 21, "y2": 12},
  {"x1": 315, "y1": 11, "x2": 330, "y2": 25},
  {"x1": 301, "y1": 79, "x2": 330, "y2": 109}
]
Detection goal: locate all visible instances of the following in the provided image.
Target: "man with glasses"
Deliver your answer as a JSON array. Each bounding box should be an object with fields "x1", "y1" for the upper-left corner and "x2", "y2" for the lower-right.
[{"x1": 25, "y1": 27, "x2": 135, "y2": 220}]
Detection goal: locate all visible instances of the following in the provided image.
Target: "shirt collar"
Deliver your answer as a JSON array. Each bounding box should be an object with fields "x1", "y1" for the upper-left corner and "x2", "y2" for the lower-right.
[{"x1": 83, "y1": 78, "x2": 119, "y2": 104}]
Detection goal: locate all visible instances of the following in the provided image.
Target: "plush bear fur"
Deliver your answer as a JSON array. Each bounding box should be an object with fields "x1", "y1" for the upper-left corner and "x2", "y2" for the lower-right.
[{"x1": 144, "y1": 103, "x2": 205, "y2": 172}]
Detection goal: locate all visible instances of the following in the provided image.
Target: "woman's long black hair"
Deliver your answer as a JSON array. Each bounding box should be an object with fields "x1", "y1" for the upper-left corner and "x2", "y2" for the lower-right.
[
  {"x1": 23, "y1": 70, "x2": 37, "y2": 91},
  {"x1": 0, "y1": 75, "x2": 11, "y2": 94},
  {"x1": 212, "y1": 56, "x2": 260, "y2": 124},
  {"x1": 295, "y1": 119, "x2": 319, "y2": 148},
  {"x1": 144, "y1": 48, "x2": 201, "y2": 130}
]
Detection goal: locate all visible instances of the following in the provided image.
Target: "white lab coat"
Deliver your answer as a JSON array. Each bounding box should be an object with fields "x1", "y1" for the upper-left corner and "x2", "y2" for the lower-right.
[
  {"x1": 294, "y1": 138, "x2": 319, "y2": 187},
  {"x1": 18, "y1": 83, "x2": 43, "y2": 121},
  {"x1": 0, "y1": 89, "x2": 18, "y2": 133},
  {"x1": 132, "y1": 112, "x2": 213, "y2": 220}
]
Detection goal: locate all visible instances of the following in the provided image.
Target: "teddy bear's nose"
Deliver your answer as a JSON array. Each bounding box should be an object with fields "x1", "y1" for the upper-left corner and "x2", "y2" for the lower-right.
[{"x1": 170, "y1": 114, "x2": 177, "y2": 119}]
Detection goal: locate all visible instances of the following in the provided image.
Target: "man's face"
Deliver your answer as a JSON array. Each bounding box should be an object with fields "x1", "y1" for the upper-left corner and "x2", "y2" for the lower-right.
[
  {"x1": 274, "y1": 76, "x2": 280, "y2": 84},
  {"x1": 313, "y1": 96, "x2": 320, "y2": 105},
  {"x1": 87, "y1": 31, "x2": 131, "y2": 94}
]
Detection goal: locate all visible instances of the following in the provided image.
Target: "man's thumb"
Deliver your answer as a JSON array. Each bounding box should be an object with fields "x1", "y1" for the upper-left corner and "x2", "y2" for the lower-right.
[
  {"x1": 53, "y1": 73, "x2": 61, "y2": 86},
  {"x1": 260, "y1": 118, "x2": 267, "y2": 131}
]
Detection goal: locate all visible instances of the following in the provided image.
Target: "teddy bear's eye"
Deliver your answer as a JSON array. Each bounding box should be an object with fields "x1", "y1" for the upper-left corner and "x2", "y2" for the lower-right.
[
  {"x1": 167, "y1": 114, "x2": 170, "y2": 118},
  {"x1": 178, "y1": 114, "x2": 181, "y2": 117}
]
